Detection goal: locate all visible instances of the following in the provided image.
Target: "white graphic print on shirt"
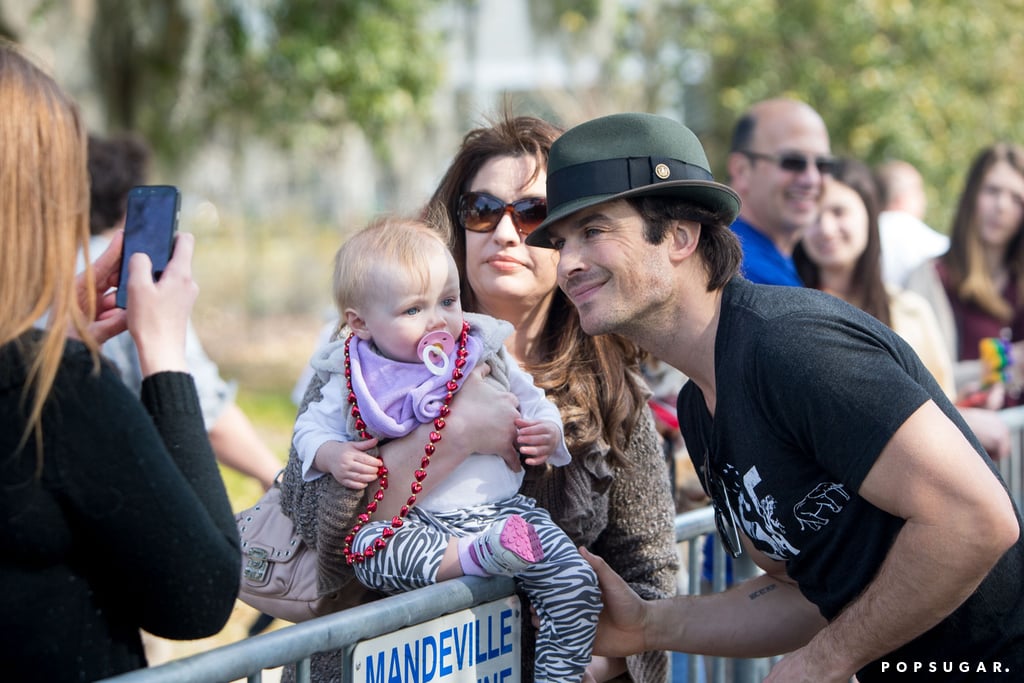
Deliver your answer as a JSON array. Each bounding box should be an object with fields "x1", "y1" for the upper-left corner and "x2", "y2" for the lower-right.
[{"x1": 722, "y1": 465, "x2": 850, "y2": 561}]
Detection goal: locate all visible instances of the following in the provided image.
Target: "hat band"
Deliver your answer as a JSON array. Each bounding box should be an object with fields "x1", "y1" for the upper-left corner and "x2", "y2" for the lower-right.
[{"x1": 547, "y1": 156, "x2": 714, "y2": 209}]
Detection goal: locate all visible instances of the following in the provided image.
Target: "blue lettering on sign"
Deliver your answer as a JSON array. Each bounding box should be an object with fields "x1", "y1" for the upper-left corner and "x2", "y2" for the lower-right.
[
  {"x1": 363, "y1": 607, "x2": 516, "y2": 681},
  {"x1": 453, "y1": 618, "x2": 473, "y2": 668},
  {"x1": 475, "y1": 668, "x2": 514, "y2": 683},
  {"x1": 423, "y1": 635, "x2": 437, "y2": 681},
  {"x1": 500, "y1": 609, "x2": 513, "y2": 655},
  {"x1": 439, "y1": 627, "x2": 453, "y2": 677},
  {"x1": 476, "y1": 611, "x2": 504, "y2": 662},
  {"x1": 366, "y1": 651, "x2": 385, "y2": 683},
  {"x1": 404, "y1": 641, "x2": 419, "y2": 682},
  {"x1": 388, "y1": 647, "x2": 402, "y2": 682}
]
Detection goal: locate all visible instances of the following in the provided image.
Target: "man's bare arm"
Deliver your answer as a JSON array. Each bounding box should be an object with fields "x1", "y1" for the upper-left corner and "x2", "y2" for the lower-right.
[
  {"x1": 765, "y1": 400, "x2": 1020, "y2": 682},
  {"x1": 582, "y1": 546, "x2": 826, "y2": 660}
]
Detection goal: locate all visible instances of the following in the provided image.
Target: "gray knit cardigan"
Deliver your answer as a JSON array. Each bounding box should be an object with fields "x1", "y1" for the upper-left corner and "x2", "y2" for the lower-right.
[{"x1": 280, "y1": 363, "x2": 679, "y2": 683}]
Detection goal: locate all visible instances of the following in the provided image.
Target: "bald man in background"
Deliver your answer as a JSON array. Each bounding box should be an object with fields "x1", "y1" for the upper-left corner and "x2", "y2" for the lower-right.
[
  {"x1": 876, "y1": 159, "x2": 950, "y2": 287},
  {"x1": 726, "y1": 98, "x2": 834, "y2": 286}
]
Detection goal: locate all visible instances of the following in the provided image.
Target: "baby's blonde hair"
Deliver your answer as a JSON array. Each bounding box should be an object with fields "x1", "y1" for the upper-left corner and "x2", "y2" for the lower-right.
[{"x1": 332, "y1": 216, "x2": 450, "y2": 316}]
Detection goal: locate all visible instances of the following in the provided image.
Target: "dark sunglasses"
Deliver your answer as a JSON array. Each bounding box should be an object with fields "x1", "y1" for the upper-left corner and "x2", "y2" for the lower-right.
[
  {"x1": 457, "y1": 192, "x2": 547, "y2": 236},
  {"x1": 702, "y1": 449, "x2": 743, "y2": 559},
  {"x1": 742, "y1": 150, "x2": 836, "y2": 175}
]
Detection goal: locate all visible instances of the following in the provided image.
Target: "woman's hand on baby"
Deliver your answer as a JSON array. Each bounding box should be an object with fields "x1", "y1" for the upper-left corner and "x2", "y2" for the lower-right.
[
  {"x1": 515, "y1": 418, "x2": 560, "y2": 466},
  {"x1": 314, "y1": 438, "x2": 381, "y2": 490},
  {"x1": 449, "y1": 365, "x2": 521, "y2": 468}
]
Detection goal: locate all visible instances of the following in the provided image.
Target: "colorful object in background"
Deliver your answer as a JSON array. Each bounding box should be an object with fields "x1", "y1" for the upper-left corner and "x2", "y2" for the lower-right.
[
  {"x1": 980, "y1": 330, "x2": 1014, "y2": 389},
  {"x1": 957, "y1": 329, "x2": 1014, "y2": 409}
]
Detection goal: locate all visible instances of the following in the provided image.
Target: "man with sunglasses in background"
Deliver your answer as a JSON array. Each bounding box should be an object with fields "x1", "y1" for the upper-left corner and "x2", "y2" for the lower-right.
[
  {"x1": 727, "y1": 98, "x2": 834, "y2": 286},
  {"x1": 525, "y1": 111, "x2": 1024, "y2": 682}
]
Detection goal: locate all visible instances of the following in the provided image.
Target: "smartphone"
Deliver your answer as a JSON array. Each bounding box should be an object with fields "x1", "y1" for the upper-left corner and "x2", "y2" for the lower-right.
[{"x1": 115, "y1": 185, "x2": 181, "y2": 309}]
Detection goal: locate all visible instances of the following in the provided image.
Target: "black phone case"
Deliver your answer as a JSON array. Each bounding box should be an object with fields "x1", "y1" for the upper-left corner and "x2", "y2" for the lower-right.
[{"x1": 115, "y1": 185, "x2": 180, "y2": 309}]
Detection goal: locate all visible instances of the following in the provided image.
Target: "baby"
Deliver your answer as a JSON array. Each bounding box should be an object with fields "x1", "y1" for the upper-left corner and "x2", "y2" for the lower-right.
[{"x1": 292, "y1": 216, "x2": 600, "y2": 682}]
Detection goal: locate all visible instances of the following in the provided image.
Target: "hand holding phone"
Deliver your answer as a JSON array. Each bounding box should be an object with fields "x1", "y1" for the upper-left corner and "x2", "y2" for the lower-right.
[
  {"x1": 127, "y1": 231, "x2": 198, "y2": 378},
  {"x1": 116, "y1": 185, "x2": 180, "y2": 309}
]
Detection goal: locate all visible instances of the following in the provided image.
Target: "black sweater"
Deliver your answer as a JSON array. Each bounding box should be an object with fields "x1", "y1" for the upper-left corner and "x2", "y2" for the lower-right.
[{"x1": 0, "y1": 331, "x2": 240, "y2": 682}]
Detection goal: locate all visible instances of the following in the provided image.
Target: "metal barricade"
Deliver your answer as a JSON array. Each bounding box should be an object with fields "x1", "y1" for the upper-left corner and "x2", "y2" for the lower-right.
[
  {"x1": 100, "y1": 507, "x2": 742, "y2": 683},
  {"x1": 674, "y1": 509, "x2": 776, "y2": 683},
  {"x1": 101, "y1": 574, "x2": 516, "y2": 683},
  {"x1": 99, "y1": 406, "x2": 1024, "y2": 683},
  {"x1": 997, "y1": 405, "x2": 1024, "y2": 508}
]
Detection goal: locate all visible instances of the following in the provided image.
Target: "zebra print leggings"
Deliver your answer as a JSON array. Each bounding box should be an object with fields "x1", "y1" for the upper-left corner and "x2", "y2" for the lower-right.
[{"x1": 351, "y1": 494, "x2": 601, "y2": 683}]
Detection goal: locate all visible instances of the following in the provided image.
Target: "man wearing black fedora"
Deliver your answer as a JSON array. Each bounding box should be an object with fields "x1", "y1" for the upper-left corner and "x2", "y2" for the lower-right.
[{"x1": 526, "y1": 112, "x2": 1024, "y2": 681}]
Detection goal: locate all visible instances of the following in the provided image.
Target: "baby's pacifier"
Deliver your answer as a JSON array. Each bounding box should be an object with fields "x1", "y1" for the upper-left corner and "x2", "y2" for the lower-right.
[{"x1": 417, "y1": 330, "x2": 456, "y2": 376}]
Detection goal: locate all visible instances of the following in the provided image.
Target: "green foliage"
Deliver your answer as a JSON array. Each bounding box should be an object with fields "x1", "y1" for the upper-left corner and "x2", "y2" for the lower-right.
[
  {"x1": 201, "y1": 0, "x2": 443, "y2": 157},
  {"x1": 82, "y1": 0, "x2": 444, "y2": 164},
  {"x1": 88, "y1": 1, "x2": 193, "y2": 161},
  {"x1": 527, "y1": 0, "x2": 1024, "y2": 231},
  {"x1": 527, "y1": 0, "x2": 601, "y2": 37},
  {"x1": 680, "y1": 0, "x2": 1024, "y2": 230},
  {"x1": 17, "y1": 0, "x2": 1024, "y2": 229}
]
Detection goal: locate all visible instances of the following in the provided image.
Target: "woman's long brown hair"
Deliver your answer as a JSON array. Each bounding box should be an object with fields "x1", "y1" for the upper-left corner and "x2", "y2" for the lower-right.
[
  {"x1": 425, "y1": 113, "x2": 648, "y2": 464},
  {"x1": 794, "y1": 157, "x2": 892, "y2": 327},
  {"x1": 942, "y1": 142, "x2": 1024, "y2": 322}
]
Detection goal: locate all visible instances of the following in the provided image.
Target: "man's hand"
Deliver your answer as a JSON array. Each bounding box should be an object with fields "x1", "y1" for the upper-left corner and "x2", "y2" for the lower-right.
[
  {"x1": 763, "y1": 650, "x2": 851, "y2": 683},
  {"x1": 580, "y1": 547, "x2": 651, "y2": 657}
]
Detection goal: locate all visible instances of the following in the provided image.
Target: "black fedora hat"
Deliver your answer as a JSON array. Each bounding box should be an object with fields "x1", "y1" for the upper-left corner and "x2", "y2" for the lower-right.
[{"x1": 525, "y1": 112, "x2": 740, "y2": 247}]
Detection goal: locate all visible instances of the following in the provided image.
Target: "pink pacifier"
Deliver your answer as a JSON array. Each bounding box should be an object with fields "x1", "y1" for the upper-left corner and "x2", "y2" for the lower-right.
[{"x1": 417, "y1": 330, "x2": 456, "y2": 376}]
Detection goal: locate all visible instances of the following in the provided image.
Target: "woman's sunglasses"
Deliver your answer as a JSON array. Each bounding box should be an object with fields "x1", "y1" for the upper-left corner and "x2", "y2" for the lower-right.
[{"x1": 457, "y1": 192, "x2": 547, "y2": 236}]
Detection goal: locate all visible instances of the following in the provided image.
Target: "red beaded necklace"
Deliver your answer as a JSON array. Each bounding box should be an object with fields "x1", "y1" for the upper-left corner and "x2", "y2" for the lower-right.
[{"x1": 342, "y1": 320, "x2": 471, "y2": 565}]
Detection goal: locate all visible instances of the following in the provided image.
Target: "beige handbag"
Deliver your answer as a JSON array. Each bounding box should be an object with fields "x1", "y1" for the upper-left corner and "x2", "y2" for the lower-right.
[{"x1": 235, "y1": 484, "x2": 352, "y2": 622}]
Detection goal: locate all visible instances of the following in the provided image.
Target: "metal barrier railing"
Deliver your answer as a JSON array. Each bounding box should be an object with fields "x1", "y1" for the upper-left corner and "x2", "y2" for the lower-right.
[
  {"x1": 101, "y1": 507, "x2": 737, "y2": 683},
  {"x1": 997, "y1": 405, "x2": 1024, "y2": 507},
  {"x1": 102, "y1": 573, "x2": 517, "y2": 683},
  {"x1": 100, "y1": 406, "x2": 1024, "y2": 683}
]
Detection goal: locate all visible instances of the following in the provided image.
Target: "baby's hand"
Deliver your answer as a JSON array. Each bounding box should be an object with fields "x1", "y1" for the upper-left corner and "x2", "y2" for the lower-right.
[
  {"x1": 313, "y1": 438, "x2": 381, "y2": 490},
  {"x1": 515, "y1": 418, "x2": 560, "y2": 467}
]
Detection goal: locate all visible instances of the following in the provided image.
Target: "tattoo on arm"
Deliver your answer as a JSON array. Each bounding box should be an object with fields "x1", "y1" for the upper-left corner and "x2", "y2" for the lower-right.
[{"x1": 748, "y1": 583, "x2": 777, "y2": 601}]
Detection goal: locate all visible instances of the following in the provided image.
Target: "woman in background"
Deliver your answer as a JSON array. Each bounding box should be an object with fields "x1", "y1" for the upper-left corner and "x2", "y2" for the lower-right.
[
  {"x1": 796, "y1": 158, "x2": 955, "y2": 393},
  {"x1": 0, "y1": 40, "x2": 239, "y2": 680},
  {"x1": 906, "y1": 143, "x2": 1024, "y2": 408},
  {"x1": 796, "y1": 157, "x2": 1009, "y2": 459}
]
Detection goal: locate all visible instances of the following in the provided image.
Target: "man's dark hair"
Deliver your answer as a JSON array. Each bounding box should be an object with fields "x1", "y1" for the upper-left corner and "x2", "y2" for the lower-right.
[
  {"x1": 87, "y1": 133, "x2": 150, "y2": 236},
  {"x1": 729, "y1": 112, "x2": 757, "y2": 153},
  {"x1": 627, "y1": 195, "x2": 743, "y2": 290}
]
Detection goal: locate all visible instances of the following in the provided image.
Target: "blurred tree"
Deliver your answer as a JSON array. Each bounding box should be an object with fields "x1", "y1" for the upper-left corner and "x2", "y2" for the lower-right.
[
  {"x1": 44, "y1": 0, "x2": 443, "y2": 164},
  {"x1": 525, "y1": 0, "x2": 704, "y2": 122},
  {"x1": 198, "y1": 0, "x2": 443, "y2": 159},
  {"x1": 527, "y1": 0, "x2": 1024, "y2": 231}
]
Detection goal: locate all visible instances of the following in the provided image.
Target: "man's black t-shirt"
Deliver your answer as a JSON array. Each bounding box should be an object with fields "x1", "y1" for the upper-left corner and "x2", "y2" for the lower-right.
[{"x1": 678, "y1": 278, "x2": 1024, "y2": 680}]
